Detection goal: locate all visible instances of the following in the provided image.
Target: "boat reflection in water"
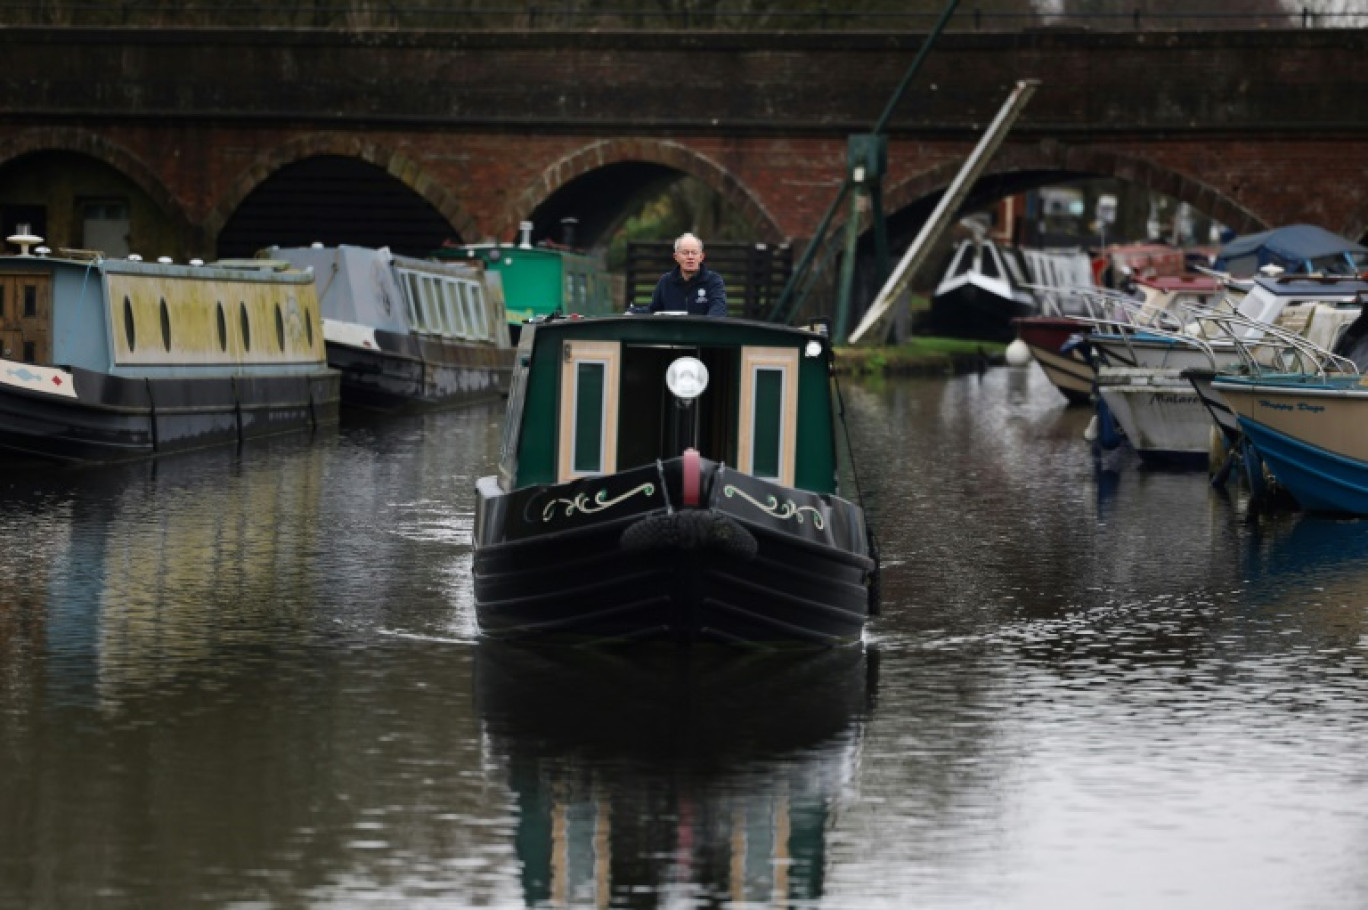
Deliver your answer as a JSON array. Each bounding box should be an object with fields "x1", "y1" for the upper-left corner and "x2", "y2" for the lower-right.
[{"x1": 475, "y1": 643, "x2": 876, "y2": 907}]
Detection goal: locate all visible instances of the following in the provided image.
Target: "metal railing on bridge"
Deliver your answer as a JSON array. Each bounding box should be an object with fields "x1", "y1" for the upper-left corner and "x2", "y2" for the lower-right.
[{"x1": 0, "y1": 3, "x2": 1362, "y2": 31}]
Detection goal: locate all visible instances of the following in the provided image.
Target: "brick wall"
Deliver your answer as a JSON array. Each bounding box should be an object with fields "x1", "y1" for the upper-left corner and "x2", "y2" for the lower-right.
[{"x1": 0, "y1": 27, "x2": 1365, "y2": 247}]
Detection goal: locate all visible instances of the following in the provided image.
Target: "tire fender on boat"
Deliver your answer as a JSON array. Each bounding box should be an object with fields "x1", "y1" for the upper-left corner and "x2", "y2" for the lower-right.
[{"x1": 620, "y1": 509, "x2": 757, "y2": 560}]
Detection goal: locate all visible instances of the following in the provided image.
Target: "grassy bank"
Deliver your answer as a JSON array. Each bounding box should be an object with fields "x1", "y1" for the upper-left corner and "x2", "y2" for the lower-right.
[{"x1": 833, "y1": 336, "x2": 1008, "y2": 376}]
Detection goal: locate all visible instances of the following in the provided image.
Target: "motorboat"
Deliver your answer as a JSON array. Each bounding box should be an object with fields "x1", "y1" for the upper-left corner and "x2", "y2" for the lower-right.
[{"x1": 1211, "y1": 318, "x2": 1368, "y2": 514}]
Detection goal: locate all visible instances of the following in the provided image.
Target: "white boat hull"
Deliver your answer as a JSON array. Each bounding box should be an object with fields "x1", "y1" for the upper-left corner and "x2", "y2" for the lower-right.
[{"x1": 1097, "y1": 367, "x2": 1213, "y2": 466}]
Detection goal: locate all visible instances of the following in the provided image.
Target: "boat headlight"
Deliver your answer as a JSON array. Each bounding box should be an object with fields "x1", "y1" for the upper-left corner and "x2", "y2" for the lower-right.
[
  {"x1": 805, "y1": 340, "x2": 823, "y2": 358},
  {"x1": 666, "y1": 356, "x2": 709, "y2": 400}
]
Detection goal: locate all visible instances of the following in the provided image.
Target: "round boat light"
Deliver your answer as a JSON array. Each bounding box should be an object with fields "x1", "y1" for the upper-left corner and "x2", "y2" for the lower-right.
[
  {"x1": 665, "y1": 356, "x2": 709, "y2": 400},
  {"x1": 805, "y1": 340, "x2": 823, "y2": 358}
]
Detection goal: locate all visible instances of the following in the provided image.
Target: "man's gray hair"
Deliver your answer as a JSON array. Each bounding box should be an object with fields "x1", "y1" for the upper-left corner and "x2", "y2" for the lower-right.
[{"x1": 673, "y1": 232, "x2": 704, "y2": 253}]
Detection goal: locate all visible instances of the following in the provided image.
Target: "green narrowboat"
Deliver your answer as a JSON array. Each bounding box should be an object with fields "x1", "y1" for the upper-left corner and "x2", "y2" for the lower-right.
[
  {"x1": 432, "y1": 225, "x2": 614, "y2": 331},
  {"x1": 471, "y1": 312, "x2": 878, "y2": 646}
]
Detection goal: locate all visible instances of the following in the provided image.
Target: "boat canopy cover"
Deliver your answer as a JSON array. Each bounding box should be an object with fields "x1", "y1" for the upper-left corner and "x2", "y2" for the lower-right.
[{"x1": 1215, "y1": 224, "x2": 1368, "y2": 277}]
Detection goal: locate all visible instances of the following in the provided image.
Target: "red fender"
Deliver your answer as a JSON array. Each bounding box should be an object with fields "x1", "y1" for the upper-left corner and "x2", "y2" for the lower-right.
[{"x1": 682, "y1": 447, "x2": 701, "y2": 507}]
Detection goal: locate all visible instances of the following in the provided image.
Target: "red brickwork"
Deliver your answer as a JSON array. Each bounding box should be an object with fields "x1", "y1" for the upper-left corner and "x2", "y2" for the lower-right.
[{"x1": 0, "y1": 27, "x2": 1365, "y2": 249}]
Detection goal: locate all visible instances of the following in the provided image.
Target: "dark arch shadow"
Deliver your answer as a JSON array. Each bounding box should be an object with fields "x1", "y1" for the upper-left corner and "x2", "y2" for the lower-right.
[
  {"x1": 215, "y1": 155, "x2": 464, "y2": 259},
  {"x1": 507, "y1": 139, "x2": 785, "y2": 249},
  {"x1": 0, "y1": 128, "x2": 193, "y2": 246},
  {"x1": 207, "y1": 138, "x2": 478, "y2": 256}
]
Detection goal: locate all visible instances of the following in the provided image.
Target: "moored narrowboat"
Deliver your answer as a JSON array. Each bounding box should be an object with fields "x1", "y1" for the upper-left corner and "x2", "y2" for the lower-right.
[
  {"x1": 0, "y1": 233, "x2": 339, "y2": 463},
  {"x1": 268, "y1": 244, "x2": 514, "y2": 412},
  {"x1": 433, "y1": 222, "x2": 615, "y2": 334},
  {"x1": 472, "y1": 313, "x2": 879, "y2": 647}
]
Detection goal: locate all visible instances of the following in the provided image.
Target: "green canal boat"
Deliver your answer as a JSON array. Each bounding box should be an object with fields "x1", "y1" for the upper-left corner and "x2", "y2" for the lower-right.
[
  {"x1": 471, "y1": 313, "x2": 878, "y2": 646},
  {"x1": 433, "y1": 223, "x2": 614, "y2": 333}
]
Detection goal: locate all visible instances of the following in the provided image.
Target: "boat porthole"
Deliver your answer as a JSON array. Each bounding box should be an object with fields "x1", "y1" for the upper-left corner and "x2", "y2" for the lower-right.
[
  {"x1": 240, "y1": 301, "x2": 251, "y2": 352},
  {"x1": 275, "y1": 302, "x2": 285, "y2": 351},
  {"x1": 123, "y1": 296, "x2": 136, "y2": 351},
  {"x1": 216, "y1": 302, "x2": 227, "y2": 352},
  {"x1": 305, "y1": 308, "x2": 314, "y2": 347},
  {"x1": 159, "y1": 297, "x2": 171, "y2": 352}
]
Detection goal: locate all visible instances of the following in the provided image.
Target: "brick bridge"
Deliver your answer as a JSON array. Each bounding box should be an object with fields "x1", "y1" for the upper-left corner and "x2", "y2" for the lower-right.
[{"x1": 1, "y1": 26, "x2": 1366, "y2": 266}]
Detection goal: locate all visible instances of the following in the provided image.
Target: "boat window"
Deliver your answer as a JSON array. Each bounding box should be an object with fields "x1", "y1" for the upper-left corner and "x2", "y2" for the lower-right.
[
  {"x1": 980, "y1": 246, "x2": 1002, "y2": 280},
  {"x1": 0, "y1": 285, "x2": 5, "y2": 317},
  {"x1": 422, "y1": 276, "x2": 440, "y2": 334},
  {"x1": 738, "y1": 347, "x2": 799, "y2": 486},
  {"x1": 216, "y1": 302, "x2": 227, "y2": 352},
  {"x1": 404, "y1": 273, "x2": 423, "y2": 330},
  {"x1": 950, "y1": 245, "x2": 973, "y2": 278},
  {"x1": 420, "y1": 276, "x2": 442, "y2": 336},
  {"x1": 462, "y1": 283, "x2": 481, "y2": 339},
  {"x1": 240, "y1": 301, "x2": 251, "y2": 351},
  {"x1": 159, "y1": 298, "x2": 171, "y2": 351},
  {"x1": 305, "y1": 307, "x2": 314, "y2": 347},
  {"x1": 558, "y1": 340, "x2": 620, "y2": 481},
  {"x1": 446, "y1": 282, "x2": 463, "y2": 339},
  {"x1": 275, "y1": 302, "x2": 285, "y2": 351},
  {"x1": 467, "y1": 283, "x2": 488, "y2": 340},
  {"x1": 22, "y1": 341, "x2": 35, "y2": 363},
  {"x1": 123, "y1": 296, "x2": 136, "y2": 351},
  {"x1": 445, "y1": 279, "x2": 465, "y2": 339},
  {"x1": 23, "y1": 284, "x2": 36, "y2": 317}
]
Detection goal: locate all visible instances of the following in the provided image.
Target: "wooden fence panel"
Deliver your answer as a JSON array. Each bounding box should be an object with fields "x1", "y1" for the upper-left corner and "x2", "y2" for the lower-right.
[{"x1": 624, "y1": 241, "x2": 793, "y2": 320}]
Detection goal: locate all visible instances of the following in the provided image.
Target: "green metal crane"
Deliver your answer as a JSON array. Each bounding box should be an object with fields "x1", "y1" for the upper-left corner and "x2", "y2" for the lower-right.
[{"x1": 769, "y1": 0, "x2": 962, "y2": 336}]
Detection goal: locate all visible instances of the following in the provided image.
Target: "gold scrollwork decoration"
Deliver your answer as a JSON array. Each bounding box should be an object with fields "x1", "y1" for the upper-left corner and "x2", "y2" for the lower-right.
[
  {"x1": 542, "y1": 483, "x2": 656, "y2": 522},
  {"x1": 723, "y1": 485, "x2": 825, "y2": 530}
]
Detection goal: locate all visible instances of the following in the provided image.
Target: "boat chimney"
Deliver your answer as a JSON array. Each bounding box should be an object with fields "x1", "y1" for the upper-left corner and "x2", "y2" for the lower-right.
[
  {"x1": 7, "y1": 224, "x2": 43, "y2": 257},
  {"x1": 560, "y1": 217, "x2": 578, "y2": 249},
  {"x1": 518, "y1": 221, "x2": 533, "y2": 249}
]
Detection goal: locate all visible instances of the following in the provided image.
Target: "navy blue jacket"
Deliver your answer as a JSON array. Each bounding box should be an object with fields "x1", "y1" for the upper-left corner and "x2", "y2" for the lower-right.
[{"x1": 649, "y1": 266, "x2": 728, "y2": 316}]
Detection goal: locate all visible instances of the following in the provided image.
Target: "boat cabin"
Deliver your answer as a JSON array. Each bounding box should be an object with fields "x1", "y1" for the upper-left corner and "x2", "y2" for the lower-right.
[{"x1": 497, "y1": 316, "x2": 840, "y2": 495}]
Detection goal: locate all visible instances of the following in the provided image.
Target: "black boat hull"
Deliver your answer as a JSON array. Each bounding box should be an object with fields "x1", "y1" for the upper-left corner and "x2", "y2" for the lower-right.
[
  {"x1": 929, "y1": 281, "x2": 1035, "y2": 344},
  {"x1": 327, "y1": 329, "x2": 512, "y2": 412},
  {"x1": 0, "y1": 363, "x2": 339, "y2": 463},
  {"x1": 473, "y1": 456, "x2": 875, "y2": 647}
]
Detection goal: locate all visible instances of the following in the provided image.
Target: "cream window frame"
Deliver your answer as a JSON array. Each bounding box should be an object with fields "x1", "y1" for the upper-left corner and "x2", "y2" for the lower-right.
[
  {"x1": 557, "y1": 340, "x2": 621, "y2": 482},
  {"x1": 737, "y1": 346, "x2": 799, "y2": 486}
]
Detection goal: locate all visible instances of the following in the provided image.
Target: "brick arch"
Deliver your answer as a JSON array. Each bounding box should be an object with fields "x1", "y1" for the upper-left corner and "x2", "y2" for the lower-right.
[
  {"x1": 203, "y1": 136, "x2": 479, "y2": 247},
  {"x1": 876, "y1": 143, "x2": 1267, "y2": 238},
  {"x1": 508, "y1": 139, "x2": 785, "y2": 244},
  {"x1": 0, "y1": 127, "x2": 192, "y2": 236}
]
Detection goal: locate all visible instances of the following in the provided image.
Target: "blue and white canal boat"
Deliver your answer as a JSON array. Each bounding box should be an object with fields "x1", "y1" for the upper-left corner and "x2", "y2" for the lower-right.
[
  {"x1": 268, "y1": 244, "x2": 514, "y2": 412},
  {"x1": 0, "y1": 232, "x2": 339, "y2": 463}
]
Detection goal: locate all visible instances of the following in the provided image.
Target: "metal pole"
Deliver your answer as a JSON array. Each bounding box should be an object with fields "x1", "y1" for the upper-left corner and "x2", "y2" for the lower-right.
[
  {"x1": 847, "y1": 79, "x2": 1040, "y2": 345},
  {"x1": 771, "y1": 0, "x2": 961, "y2": 325}
]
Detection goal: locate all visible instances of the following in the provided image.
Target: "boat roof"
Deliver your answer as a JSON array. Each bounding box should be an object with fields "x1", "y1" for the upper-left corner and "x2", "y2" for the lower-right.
[
  {"x1": 1216, "y1": 224, "x2": 1368, "y2": 274},
  {"x1": 1133, "y1": 274, "x2": 1220, "y2": 292},
  {"x1": 1250, "y1": 274, "x2": 1368, "y2": 297},
  {"x1": 0, "y1": 250, "x2": 316, "y2": 284},
  {"x1": 521, "y1": 313, "x2": 827, "y2": 347}
]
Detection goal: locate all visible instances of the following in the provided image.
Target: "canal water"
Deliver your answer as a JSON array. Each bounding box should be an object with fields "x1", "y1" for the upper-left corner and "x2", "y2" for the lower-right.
[{"x1": 3, "y1": 364, "x2": 1367, "y2": 909}]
